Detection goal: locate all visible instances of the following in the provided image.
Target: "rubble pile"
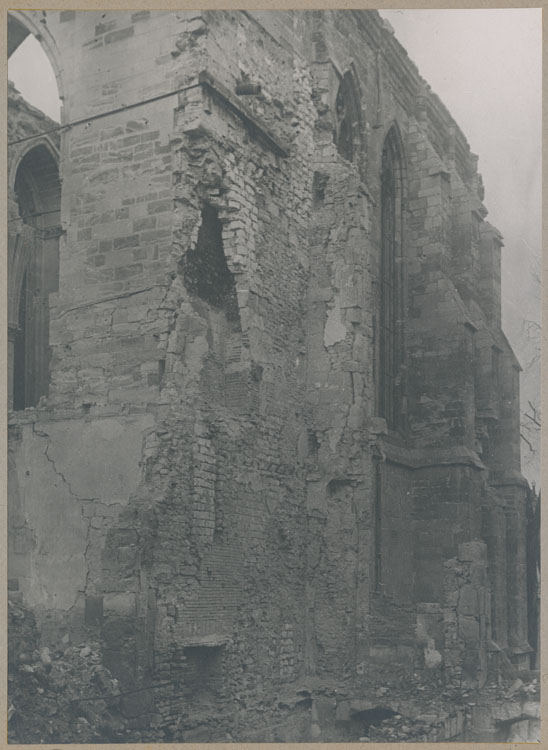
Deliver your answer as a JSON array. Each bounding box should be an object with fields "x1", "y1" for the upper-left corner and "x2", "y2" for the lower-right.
[
  {"x1": 332, "y1": 660, "x2": 540, "y2": 743},
  {"x1": 8, "y1": 596, "x2": 540, "y2": 743},
  {"x1": 8, "y1": 599, "x2": 127, "y2": 743}
]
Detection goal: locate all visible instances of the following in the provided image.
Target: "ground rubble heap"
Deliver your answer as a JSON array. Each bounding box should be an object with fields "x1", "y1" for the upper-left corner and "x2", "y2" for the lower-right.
[{"x1": 8, "y1": 597, "x2": 128, "y2": 743}]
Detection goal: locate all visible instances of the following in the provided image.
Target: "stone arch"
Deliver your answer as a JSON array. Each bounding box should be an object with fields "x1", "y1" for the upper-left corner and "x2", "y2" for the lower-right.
[
  {"x1": 9, "y1": 143, "x2": 61, "y2": 410},
  {"x1": 8, "y1": 135, "x2": 60, "y2": 195},
  {"x1": 378, "y1": 122, "x2": 407, "y2": 430},
  {"x1": 8, "y1": 10, "x2": 65, "y2": 115}
]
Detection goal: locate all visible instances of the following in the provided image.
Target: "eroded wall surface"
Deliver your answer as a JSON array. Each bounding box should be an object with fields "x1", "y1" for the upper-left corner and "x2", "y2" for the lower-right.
[{"x1": 8, "y1": 9, "x2": 532, "y2": 740}]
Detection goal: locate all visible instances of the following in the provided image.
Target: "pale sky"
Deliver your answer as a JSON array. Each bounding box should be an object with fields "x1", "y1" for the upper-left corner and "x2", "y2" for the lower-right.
[
  {"x1": 9, "y1": 33, "x2": 61, "y2": 122},
  {"x1": 8, "y1": 10, "x2": 542, "y2": 481}
]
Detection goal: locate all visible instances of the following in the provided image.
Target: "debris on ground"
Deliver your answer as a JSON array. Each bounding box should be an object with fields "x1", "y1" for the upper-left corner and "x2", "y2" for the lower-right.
[{"x1": 8, "y1": 598, "x2": 127, "y2": 743}]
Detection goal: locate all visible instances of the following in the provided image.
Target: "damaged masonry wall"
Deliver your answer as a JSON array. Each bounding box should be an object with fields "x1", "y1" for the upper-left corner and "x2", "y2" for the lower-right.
[{"x1": 8, "y1": 9, "x2": 534, "y2": 742}]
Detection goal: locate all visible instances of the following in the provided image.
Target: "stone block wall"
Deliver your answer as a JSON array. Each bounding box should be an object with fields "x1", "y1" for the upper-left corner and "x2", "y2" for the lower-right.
[
  {"x1": 8, "y1": 9, "x2": 532, "y2": 740},
  {"x1": 443, "y1": 541, "x2": 490, "y2": 689}
]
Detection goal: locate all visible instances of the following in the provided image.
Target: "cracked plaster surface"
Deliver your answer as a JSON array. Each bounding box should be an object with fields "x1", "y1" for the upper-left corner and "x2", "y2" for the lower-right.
[
  {"x1": 12, "y1": 424, "x2": 87, "y2": 610},
  {"x1": 43, "y1": 415, "x2": 153, "y2": 501},
  {"x1": 9, "y1": 415, "x2": 154, "y2": 611}
]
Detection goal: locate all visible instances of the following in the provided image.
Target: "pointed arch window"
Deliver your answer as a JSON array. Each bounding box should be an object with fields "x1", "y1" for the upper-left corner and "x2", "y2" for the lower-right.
[
  {"x1": 379, "y1": 127, "x2": 405, "y2": 430},
  {"x1": 333, "y1": 71, "x2": 362, "y2": 164},
  {"x1": 8, "y1": 14, "x2": 63, "y2": 411},
  {"x1": 9, "y1": 143, "x2": 61, "y2": 410}
]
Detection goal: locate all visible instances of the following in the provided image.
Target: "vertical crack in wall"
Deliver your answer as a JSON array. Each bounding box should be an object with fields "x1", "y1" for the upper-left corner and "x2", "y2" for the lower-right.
[{"x1": 42, "y1": 438, "x2": 79, "y2": 500}]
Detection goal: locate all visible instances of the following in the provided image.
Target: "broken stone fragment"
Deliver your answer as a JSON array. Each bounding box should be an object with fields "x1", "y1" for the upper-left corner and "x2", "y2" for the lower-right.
[
  {"x1": 522, "y1": 700, "x2": 540, "y2": 719},
  {"x1": 506, "y1": 677, "x2": 523, "y2": 698},
  {"x1": 40, "y1": 647, "x2": 52, "y2": 669}
]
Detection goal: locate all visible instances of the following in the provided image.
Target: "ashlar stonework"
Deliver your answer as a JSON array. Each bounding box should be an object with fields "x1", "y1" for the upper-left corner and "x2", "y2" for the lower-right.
[{"x1": 7, "y1": 10, "x2": 536, "y2": 742}]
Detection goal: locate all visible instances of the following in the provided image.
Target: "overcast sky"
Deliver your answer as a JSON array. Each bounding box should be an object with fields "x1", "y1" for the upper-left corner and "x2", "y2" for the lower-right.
[
  {"x1": 8, "y1": 9, "x2": 541, "y2": 480},
  {"x1": 9, "y1": 33, "x2": 61, "y2": 122}
]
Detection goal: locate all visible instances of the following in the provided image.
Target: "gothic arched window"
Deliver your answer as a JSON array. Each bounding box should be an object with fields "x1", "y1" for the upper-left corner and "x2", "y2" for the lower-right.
[
  {"x1": 9, "y1": 143, "x2": 61, "y2": 410},
  {"x1": 333, "y1": 71, "x2": 361, "y2": 164},
  {"x1": 378, "y1": 126, "x2": 405, "y2": 429}
]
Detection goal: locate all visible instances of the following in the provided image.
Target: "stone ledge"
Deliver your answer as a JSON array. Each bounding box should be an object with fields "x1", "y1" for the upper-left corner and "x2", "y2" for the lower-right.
[
  {"x1": 379, "y1": 439, "x2": 486, "y2": 472},
  {"x1": 181, "y1": 634, "x2": 229, "y2": 647},
  {"x1": 198, "y1": 71, "x2": 290, "y2": 158}
]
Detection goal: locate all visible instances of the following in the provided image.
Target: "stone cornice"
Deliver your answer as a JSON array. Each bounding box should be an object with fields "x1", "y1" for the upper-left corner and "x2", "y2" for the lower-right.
[
  {"x1": 378, "y1": 438, "x2": 486, "y2": 472},
  {"x1": 490, "y1": 472, "x2": 530, "y2": 490},
  {"x1": 198, "y1": 71, "x2": 290, "y2": 158}
]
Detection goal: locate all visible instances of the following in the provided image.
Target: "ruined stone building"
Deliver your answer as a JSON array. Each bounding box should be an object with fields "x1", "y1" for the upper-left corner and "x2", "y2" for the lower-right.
[{"x1": 7, "y1": 9, "x2": 536, "y2": 742}]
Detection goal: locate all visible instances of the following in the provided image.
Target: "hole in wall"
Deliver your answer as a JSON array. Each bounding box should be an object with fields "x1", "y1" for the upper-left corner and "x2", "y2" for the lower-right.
[
  {"x1": 351, "y1": 707, "x2": 398, "y2": 736},
  {"x1": 327, "y1": 478, "x2": 352, "y2": 495},
  {"x1": 183, "y1": 645, "x2": 224, "y2": 703},
  {"x1": 181, "y1": 203, "x2": 239, "y2": 322}
]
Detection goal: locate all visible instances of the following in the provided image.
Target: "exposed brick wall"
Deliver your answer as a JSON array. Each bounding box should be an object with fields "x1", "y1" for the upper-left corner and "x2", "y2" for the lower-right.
[{"x1": 8, "y1": 9, "x2": 531, "y2": 741}]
